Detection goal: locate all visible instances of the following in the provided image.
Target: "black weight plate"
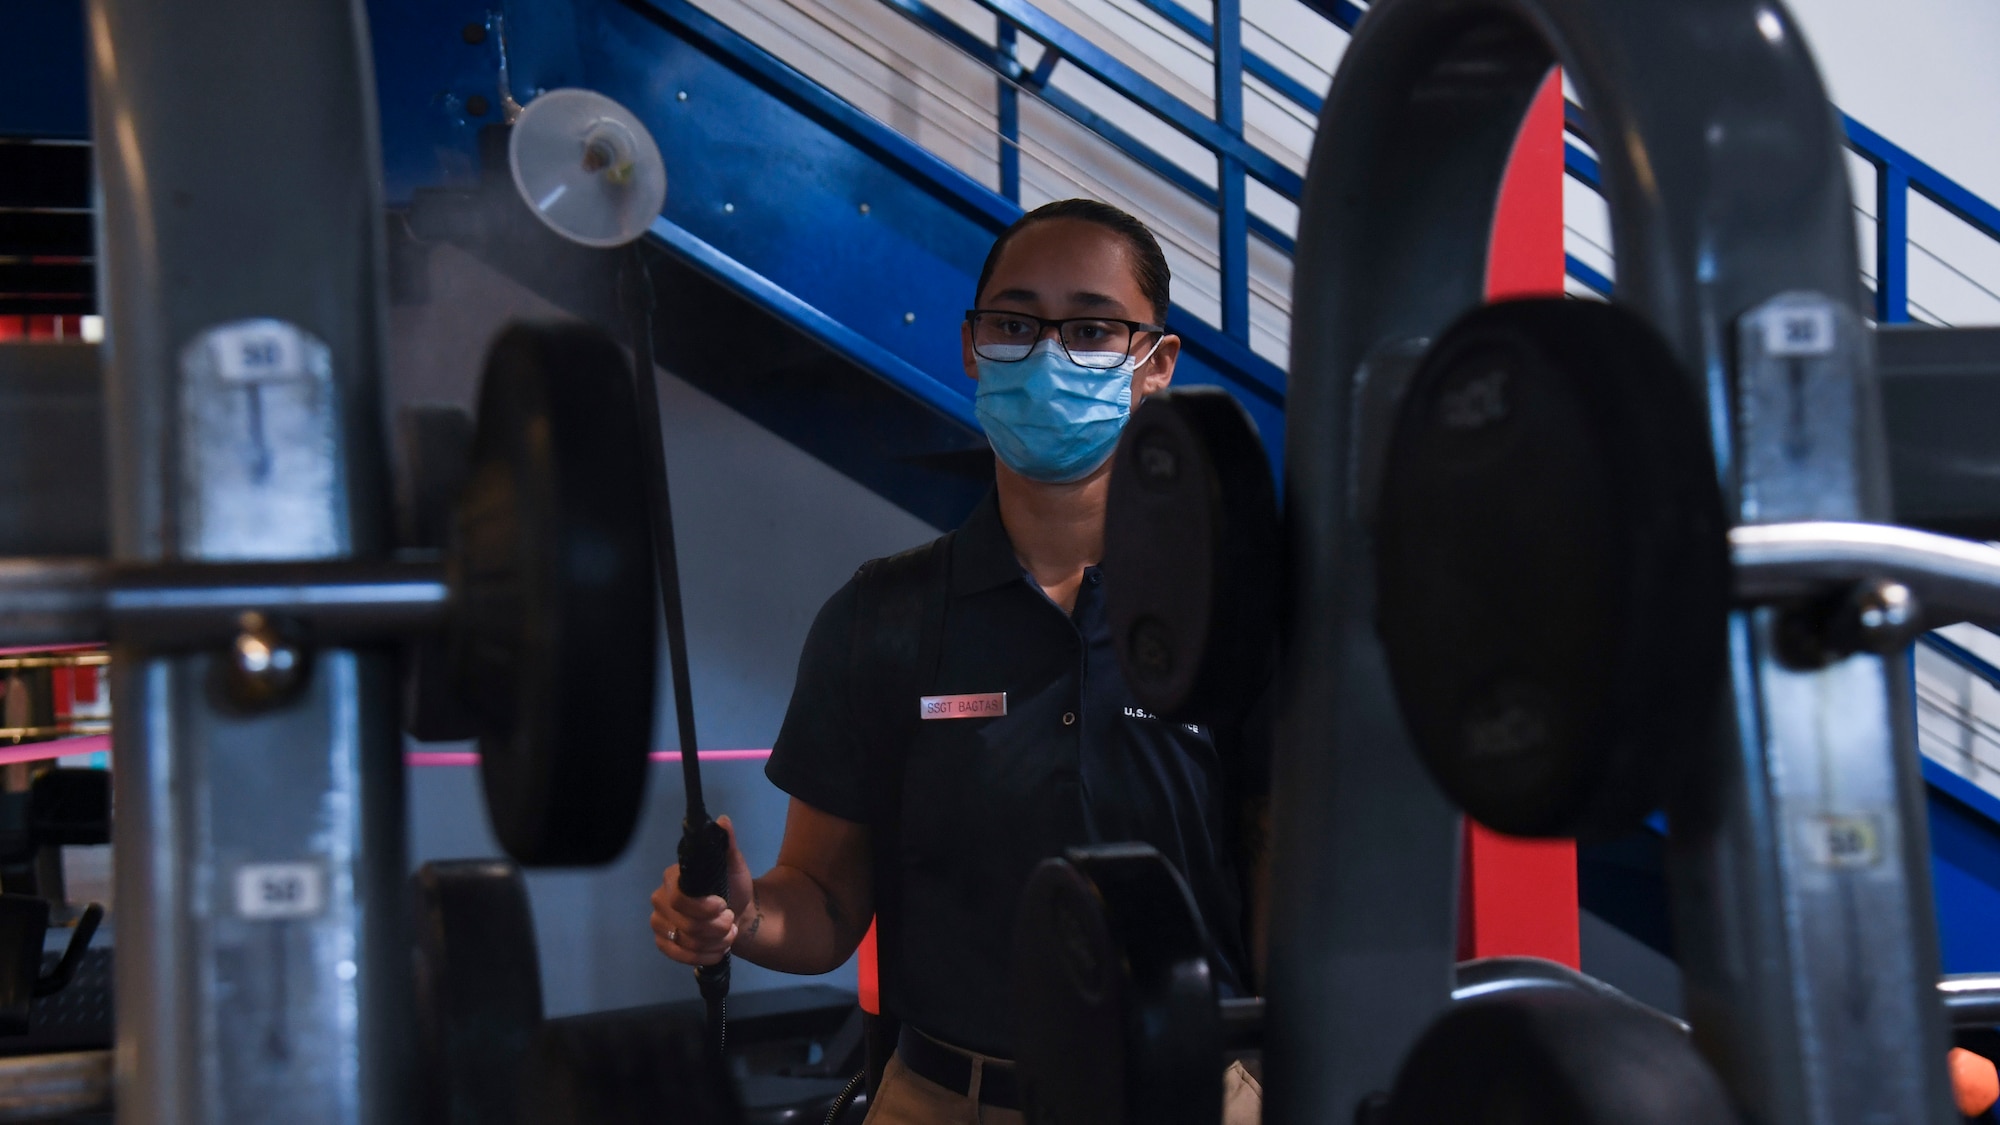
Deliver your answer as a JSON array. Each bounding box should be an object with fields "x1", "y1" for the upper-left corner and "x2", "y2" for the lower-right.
[
  {"x1": 1105, "y1": 387, "x2": 1280, "y2": 726},
  {"x1": 27, "y1": 768, "x2": 109, "y2": 847},
  {"x1": 1375, "y1": 299, "x2": 1728, "y2": 839},
  {"x1": 411, "y1": 859, "x2": 545, "y2": 1125},
  {"x1": 1014, "y1": 844, "x2": 1222, "y2": 1125},
  {"x1": 455, "y1": 321, "x2": 659, "y2": 866},
  {"x1": 1385, "y1": 988, "x2": 1736, "y2": 1125}
]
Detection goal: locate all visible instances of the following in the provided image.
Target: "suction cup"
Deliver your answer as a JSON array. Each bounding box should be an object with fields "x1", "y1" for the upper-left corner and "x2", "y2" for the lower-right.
[{"x1": 508, "y1": 89, "x2": 667, "y2": 249}]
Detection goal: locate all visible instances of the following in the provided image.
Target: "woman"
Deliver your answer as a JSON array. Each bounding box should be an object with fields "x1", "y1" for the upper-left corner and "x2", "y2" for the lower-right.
[{"x1": 651, "y1": 198, "x2": 1268, "y2": 1124}]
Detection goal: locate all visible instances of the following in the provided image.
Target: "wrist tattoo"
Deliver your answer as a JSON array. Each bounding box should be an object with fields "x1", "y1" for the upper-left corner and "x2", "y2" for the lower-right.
[{"x1": 744, "y1": 889, "x2": 764, "y2": 939}]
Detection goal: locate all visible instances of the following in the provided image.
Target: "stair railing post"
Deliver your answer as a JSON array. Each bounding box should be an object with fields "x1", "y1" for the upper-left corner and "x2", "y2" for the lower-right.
[
  {"x1": 998, "y1": 18, "x2": 1022, "y2": 204},
  {"x1": 1878, "y1": 160, "x2": 1912, "y2": 323},
  {"x1": 1215, "y1": 0, "x2": 1249, "y2": 343}
]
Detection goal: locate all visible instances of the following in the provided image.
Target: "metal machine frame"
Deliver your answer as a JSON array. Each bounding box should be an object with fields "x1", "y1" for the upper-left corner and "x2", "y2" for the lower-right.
[
  {"x1": 1272, "y1": 1, "x2": 1955, "y2": 1123},
  {"x1": 84, "y1": 1, "x2": 412, "y2": 1121}
]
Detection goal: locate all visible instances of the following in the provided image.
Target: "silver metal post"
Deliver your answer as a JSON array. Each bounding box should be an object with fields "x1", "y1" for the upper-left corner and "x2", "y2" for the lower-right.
[
  {"x1": 1718, "y1": 292, "x2": 1953, "y2": 1125},
  {"x1": 84, "y1": 0, "x2": 411, "y2": 1121}
]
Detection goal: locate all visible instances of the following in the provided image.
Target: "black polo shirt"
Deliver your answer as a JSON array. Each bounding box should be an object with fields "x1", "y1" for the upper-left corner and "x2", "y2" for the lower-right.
[{"x1": 766, "y1": 492, "x2": 1258, "y2": 1056}]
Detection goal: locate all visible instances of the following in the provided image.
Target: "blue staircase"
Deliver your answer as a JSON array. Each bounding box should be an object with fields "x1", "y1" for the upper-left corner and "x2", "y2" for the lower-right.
[{"x1": 370, "y1": 0, "x2": 1291, "y2": 525}]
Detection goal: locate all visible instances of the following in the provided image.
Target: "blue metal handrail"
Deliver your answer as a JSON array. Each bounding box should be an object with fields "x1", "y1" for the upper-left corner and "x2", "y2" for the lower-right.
[
  {"x1": 1128, "y1": 0, "x2": 1326, "y2": 115},
  {"x1": 1135, "y1": 0, "x2": 2000, "y2": 325},
  {"x1": 878, "y1": 0, "x2": 1304, "y2": 345},
  {"x1": 1925, "y1": 631, "x2": 2000, "y2": 691},
  {"x1": 878, "y1": 0, "x2": 1296, "y2": 255},
  {"x1": 880, "y1": 0, "x2": 2000, "y2": 336},
  {"x1": 1561, "y1": 110, "x2": 2000, "y2": 321},
  {"x1": 1842, "y1": 115, "x2": 2000, "y2": 324}
]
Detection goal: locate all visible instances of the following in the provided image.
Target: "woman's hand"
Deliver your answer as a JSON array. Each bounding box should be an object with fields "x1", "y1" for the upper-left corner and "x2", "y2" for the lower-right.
[
  {"x1": 650, "y1": 815, "x2": 755, "y2": 967},
  {"x1": 648, "y1": 799, "x2": 873, "y2": 976}
]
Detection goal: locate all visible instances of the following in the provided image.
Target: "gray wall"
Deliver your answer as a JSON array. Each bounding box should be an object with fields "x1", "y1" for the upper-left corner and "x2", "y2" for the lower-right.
[
  {"x1": 388, "y1": 245, "x2": 940, "y2": 1016},
  {"x1": 1579, "y1": 909, "x2": 1683, "y2": 1019}
]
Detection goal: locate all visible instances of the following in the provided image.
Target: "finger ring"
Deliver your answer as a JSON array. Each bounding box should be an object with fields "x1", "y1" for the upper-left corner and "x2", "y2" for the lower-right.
[{"x1": 667, "y1": 928, "x2": 679, "y2": 944}]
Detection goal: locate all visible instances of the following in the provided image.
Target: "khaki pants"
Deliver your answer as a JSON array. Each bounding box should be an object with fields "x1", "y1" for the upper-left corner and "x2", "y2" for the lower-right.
[{"x1": 863, "y1": 1051, "x2": 1263, "y2": 1125}]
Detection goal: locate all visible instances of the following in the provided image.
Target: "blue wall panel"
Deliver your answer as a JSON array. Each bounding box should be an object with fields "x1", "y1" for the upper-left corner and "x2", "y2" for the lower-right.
[
  {"x1": 366, "y1": 0, "x2": 504, "y2": 201},
  {"x1": 0, "y1": 0, "x2": 88, "y2": 139},
  {"x1": 1927, "y1": 762, "x2": 2000, "y2": 973}
]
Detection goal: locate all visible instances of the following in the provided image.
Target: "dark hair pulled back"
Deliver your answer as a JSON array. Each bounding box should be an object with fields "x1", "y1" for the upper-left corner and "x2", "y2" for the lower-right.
[{"x1": 973, "y1": 199, "x2": 1172, "y2": 323}]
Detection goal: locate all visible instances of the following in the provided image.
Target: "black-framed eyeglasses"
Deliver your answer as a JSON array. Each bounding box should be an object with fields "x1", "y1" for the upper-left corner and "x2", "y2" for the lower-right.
[{"x1": 965, "y1": 309, "x2": 1167, "y2": 370}]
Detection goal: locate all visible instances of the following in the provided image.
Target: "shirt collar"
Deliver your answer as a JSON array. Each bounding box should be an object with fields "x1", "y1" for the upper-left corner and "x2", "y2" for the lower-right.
[{"x1": 950, "y1": 490, "x2": 1026, "y2": 596}]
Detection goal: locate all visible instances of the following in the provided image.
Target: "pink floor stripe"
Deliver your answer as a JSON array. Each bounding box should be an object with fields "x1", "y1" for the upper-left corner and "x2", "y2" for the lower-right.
[
  {"x1": 0, "y1": 742, "x2": 772, "y2": 769},
  {"x1": 0, "y1": 735, "x2": 110, "y2": 766},
  {"x1": 0, "y1": 643, "x2": 103, "y2": 657},
  {"x1": 405, "y1": 749, "x2": 772, "y2": 768},
  {"x1": 404, "y1": 751, "x2": 479, "y2": 767},
  {"x1": 650, "y1": 749, "x2": 773, "y2": 762}
]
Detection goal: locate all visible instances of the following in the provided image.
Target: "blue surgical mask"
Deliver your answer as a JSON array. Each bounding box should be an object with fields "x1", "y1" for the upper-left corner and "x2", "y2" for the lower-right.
[{"x1": 974, "y1": 337, "x2": 1161, "y2": 483}]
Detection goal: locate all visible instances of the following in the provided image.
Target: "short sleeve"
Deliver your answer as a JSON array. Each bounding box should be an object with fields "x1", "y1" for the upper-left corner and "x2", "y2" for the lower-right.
[{"x1": 765, "y1": 578, "x2": 872, "y2": 823}]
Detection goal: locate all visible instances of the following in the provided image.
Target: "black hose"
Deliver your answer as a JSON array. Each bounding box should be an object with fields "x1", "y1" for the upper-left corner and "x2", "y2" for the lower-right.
[
  {"x1": 625, "y1": 249, "x2": 733, "y2": 1061},
  {"x1": 823, "y1": 1070, "x2": 866, "y2": 1125}
]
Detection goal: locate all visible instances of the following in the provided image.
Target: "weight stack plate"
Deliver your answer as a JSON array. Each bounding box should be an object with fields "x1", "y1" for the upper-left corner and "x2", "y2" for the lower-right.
[
  {"x1": 1374, "y1": 299, "x2": 1728, "y2": 839},
  {"x1": 1014, "y1": 844, "x2": 1223, "y2": 1125},
  {"x1": 1105, "y1": 387, "x2": 1280, "y2": 727},
  {"x1": 411, "y1": 859, "x2": 545, "y2": 1125},
  {"x1": 1386, "y1": 988, "x2": 1736, "y2": 1125}
]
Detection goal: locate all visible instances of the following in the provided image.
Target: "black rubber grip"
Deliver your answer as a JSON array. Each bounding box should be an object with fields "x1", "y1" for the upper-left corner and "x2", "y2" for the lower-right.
[
  {"x1": 677, "y1": 817, "x2": 730, "y2": 900},
  {"x1": 678, "y1": 816, "x2": 734, "y2": 1005}
]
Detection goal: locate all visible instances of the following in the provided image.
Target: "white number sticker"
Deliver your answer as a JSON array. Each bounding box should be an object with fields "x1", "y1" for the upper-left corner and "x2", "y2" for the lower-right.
[
  {"x1": 1763, "y1": 306, "x2": 1835, "y2": 357},
  {"x1": 1802, "y1": 814, "x2": 1882, "y2": 869},
  {"x1": 235, "y1": 863, "x2": 326, "y2": 920},
  {"x1": 208, "y1": 321, "x2": 308, "y2": 381}
]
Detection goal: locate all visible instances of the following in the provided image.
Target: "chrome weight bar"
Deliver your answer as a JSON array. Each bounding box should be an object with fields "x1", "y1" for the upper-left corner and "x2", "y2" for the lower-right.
[
  {"x1": 0, "y1": 515, "x2": 1913, "y2": 697},
  {"x1": 1733, "y1": 521, "x2": 2000, "y2": 631},
  {"x1": 0, "y1": 556, "x2": 449, "y2": 651}
]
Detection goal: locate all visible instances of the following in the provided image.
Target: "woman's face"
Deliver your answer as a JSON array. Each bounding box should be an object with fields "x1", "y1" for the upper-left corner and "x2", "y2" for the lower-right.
[{"x1": 960, "y1": 218, "x2": 1180, "y2": 398}]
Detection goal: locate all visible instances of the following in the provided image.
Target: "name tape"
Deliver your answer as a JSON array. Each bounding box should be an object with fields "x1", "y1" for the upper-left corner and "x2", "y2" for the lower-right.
[{"x1": 920, "y1": 692, "x2": 1007, "y2": 719}]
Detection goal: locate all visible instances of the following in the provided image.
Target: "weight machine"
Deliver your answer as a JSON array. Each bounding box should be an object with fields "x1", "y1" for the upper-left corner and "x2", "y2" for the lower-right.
[{"x1": 6, "y1": 0, "x2": 2000, "y2": 1121}]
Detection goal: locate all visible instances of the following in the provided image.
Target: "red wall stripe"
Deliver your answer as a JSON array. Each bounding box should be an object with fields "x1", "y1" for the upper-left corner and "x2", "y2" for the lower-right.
[
  {"x1": 1459, "y1": 67, "x2": 1581, "y2": 969},
  {"x1": 1485, "y1": 70, "x2": 1568, "y2": 302},
  {"x1": 857, "y1": 919, "x2": 881, "y2": 1015}
]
